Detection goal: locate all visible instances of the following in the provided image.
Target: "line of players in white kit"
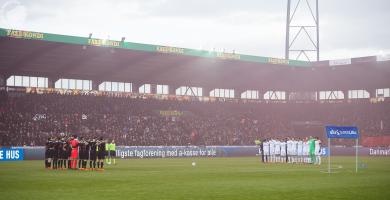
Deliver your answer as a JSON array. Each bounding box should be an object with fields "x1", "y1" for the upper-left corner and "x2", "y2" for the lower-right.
[{"x1": 261, "y1": 137, "x2": 322, "y2": 165}]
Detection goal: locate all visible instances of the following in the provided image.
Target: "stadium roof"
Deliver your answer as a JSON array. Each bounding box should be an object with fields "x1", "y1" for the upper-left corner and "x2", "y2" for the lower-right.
[{"x1": 0, "y1": 28, "x2": 389, "y2": 91}]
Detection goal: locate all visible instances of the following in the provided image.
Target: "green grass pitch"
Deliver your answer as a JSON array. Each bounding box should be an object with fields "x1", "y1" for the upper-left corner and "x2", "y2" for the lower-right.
[{"x1": 0, "y1": 156, "x2": 389, "y2": 200}]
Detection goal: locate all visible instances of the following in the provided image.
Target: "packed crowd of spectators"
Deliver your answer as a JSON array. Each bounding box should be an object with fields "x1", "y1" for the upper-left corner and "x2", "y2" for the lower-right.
[{"x1": 0, "y1": 90, "x2": 389, "y2": 147}]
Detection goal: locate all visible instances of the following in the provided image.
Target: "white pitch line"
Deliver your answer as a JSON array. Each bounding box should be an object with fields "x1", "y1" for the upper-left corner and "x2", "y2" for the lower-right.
[{"x1": 238, "y1": 167, "x2": 344, "y2": 173}]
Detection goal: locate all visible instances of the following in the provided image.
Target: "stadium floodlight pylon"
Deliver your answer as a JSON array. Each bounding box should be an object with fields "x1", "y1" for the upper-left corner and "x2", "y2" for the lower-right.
[{"x1": 285, "y1": 0, "x2": 319, "y2": 61}]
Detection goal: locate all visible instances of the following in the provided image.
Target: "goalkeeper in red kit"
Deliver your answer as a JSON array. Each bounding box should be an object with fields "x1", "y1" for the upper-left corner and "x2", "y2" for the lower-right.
[{"x1": 69, "y1": 135, "x2": 79, "y2": 169}]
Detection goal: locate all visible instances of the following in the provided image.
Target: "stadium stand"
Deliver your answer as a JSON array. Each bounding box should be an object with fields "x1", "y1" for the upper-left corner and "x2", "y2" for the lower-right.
[
  {"x1": 1, "y1": 89, "x2": 389, "y2": 147},
  {"x1": 0, "y1": 28, "x2": 389, "y2": 148}
]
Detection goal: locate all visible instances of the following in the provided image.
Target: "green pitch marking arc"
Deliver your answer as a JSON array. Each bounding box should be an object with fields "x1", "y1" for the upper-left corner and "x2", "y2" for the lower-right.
[{"x1": 0, "y1": 28, "x2": 311, "y2": 67}]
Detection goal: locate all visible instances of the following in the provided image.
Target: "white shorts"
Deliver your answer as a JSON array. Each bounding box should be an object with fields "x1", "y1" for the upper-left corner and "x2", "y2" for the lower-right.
[{"x1": 269, "y1": 149, "x2": 275, "y2": 155}]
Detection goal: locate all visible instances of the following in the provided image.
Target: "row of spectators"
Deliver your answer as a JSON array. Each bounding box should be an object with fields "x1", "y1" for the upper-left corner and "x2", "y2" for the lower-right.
[{"x1": 0, "y1": 91, "x2": 389, "y2": 146}]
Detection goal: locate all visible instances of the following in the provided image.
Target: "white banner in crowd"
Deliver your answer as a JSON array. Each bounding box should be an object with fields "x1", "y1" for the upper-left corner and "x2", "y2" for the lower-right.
[{"x1": 329, "y1": 58, "x2": 352, "y2": 66}]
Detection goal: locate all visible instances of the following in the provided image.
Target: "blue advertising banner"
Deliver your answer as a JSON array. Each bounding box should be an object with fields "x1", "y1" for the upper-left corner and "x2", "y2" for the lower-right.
[
  {"x1": 7, "y1": 146, "x2": 375, "y2": 160},
  {"x1": 0, "y1": 148, "x2": 24, "y2": 161},
  {"x1": 326, "y1": 126, "x2": 359, "y2": 139},
  {"x1": 321, "y1": 147, "x2": 329, "y2": 157}
]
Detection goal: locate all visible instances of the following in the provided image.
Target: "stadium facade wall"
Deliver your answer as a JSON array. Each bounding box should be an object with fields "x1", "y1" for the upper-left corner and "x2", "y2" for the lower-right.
[{"x1": 12, "y1": 146, "x2": 390, "y2": 160}]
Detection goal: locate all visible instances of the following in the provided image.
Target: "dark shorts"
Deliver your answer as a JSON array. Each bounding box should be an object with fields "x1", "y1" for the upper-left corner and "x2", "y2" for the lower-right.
[
  {"x1": 66, "y1": 151, "x2": 71, "y2": 158},
  {"x1": 48, "y1": 149, "x2": 54, "y2": 158},
  {"x1": 52, "y1": 151, "x2": 59, "y2": 159},
  {"x1": 110, "y1": 150, "x2": 116, "y2": 157},
  {"x1": 90, "y1": 152, "x2": 97, "y2": 160},
  {"x1": 61, "y1": 151, "x2": 68, "y2": 159},
  {"x1": 97, "y1": 151, "x2": 105, "y2": 160},
  {"x1": 79, "y1": 151, "x2": 88, "y2": 160}
]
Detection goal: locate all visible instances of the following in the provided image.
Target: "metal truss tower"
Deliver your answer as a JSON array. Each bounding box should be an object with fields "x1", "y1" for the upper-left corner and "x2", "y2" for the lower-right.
[{"x1": 285, "y1": 0, "x2": 319, "y2": 61}]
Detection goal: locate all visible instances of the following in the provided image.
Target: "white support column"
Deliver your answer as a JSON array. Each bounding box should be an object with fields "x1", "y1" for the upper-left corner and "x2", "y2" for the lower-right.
[
  {"x1": 356, "y1": 139, "x2": 358, "y2": 173},
  {"x1": 328, "y1": 138, "x2": 331, "y2": 173}
]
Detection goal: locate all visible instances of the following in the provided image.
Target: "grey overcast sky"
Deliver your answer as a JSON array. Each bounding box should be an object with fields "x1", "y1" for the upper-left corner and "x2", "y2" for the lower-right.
[{"x1": 0, "y1": 0, "x2": 389, "y2": 61}]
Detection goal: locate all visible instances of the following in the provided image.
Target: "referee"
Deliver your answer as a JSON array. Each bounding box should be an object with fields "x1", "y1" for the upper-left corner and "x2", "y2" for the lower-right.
[{"x1": 108, "y1": 140, "x2": 116, "y2": 165}]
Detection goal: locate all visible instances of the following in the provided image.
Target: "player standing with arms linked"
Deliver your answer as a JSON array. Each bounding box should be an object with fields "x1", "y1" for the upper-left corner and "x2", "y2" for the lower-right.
[
  {"x1": 69, "y1": 135, "x2": 79, "y2": 169},
  {"x1": 309, "y1": 136, "x2": 316, "y2": 164},
  {"x1": 314, "y1": 137, "x2": 322, "y2": 165},
  {"x1": 263, "y1": 139, "x2": 269, "y2": 163},
  {"x1": 96, "y1": 137, "x2": 106, "y2": 170},
  {"x1": 78, "y1": 137, "x2": 88, "y2": 169},
  {"x1": 88, "y1": 138, "x2": 97, "y2": 169}
]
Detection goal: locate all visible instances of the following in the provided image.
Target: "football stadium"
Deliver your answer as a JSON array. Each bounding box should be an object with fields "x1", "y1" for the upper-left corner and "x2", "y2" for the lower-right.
[{"x1": 0, "y1": 1, "x2": 390, "y2": 200}]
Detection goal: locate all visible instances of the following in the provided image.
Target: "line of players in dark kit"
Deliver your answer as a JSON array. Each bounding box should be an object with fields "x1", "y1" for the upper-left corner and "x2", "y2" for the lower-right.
[{"x1": 44, "y1": 135, "x2": 107, "y2": 171}]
